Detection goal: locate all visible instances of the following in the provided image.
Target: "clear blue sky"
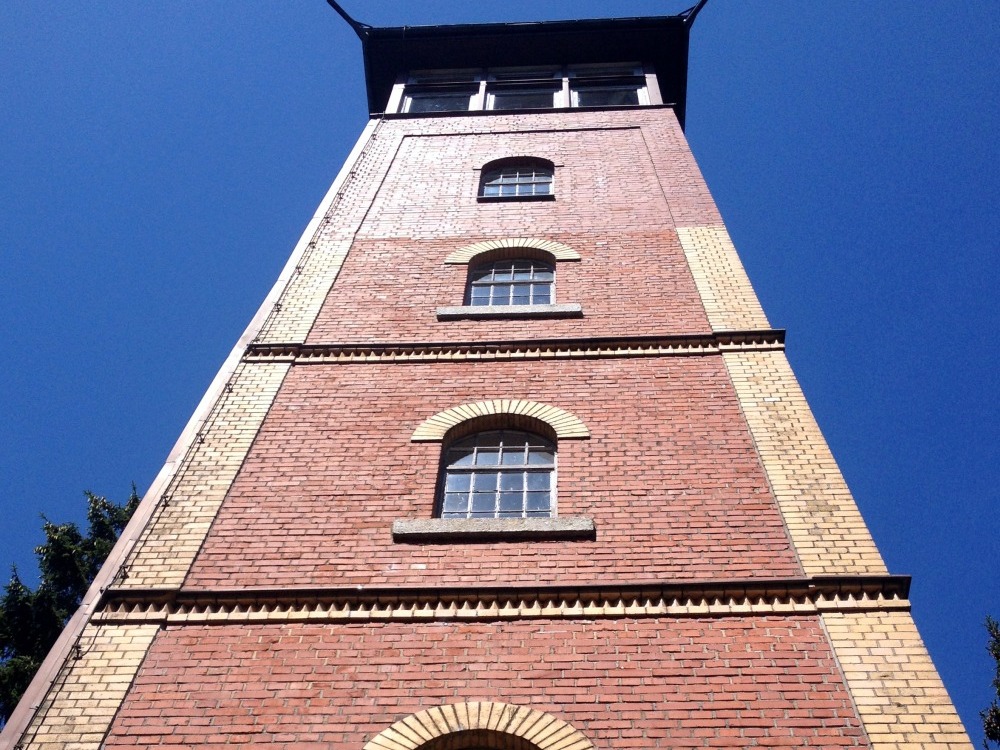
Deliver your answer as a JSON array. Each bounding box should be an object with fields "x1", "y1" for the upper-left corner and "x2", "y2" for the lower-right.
[{"x1": 2, "y1": 1, "x2": 997, "y2": 743}]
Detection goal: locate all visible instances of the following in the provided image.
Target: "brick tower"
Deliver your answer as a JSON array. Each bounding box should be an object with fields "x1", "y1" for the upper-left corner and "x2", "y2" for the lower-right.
[{"x1": 2, "y1": 7, "x2": 973, "y2": 750}]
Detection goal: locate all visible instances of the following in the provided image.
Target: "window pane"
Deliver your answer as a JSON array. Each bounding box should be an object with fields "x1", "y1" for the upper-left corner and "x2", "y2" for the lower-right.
[
  {"x1": 448, "y1": 447, "x2": 475, "y2": 466},
  {"x1": 467, "y1": 260, "x2": 552, "y2": 307},
  {"x1": 438, "y1": 430, "x2": 554, "y2": 520},
  {"x1": 573, "y1": 86, "x2": 640, "y2": 107},
  {"x1": 501, "y1": 447, "x2": 526, "y2": 466},
  {"x1": 492, "y1": 284, "x2": 512, "y2": 304},
  {"x1": 499, "y1": 491, "x2": 523, "y2": 512},
  {"x1": 489, "y1": 89, "x2": 557, "y2": 110},
  {"x1": 469, "y1": 287, "x2": 491, "y2": 306},
  {"x1": 470, "y1": 492, "x2": 495, "y2": 517},
  {"x1": 528, "y1": 449, "x2": 554, "y2": 465},
  {"x1": 526, "y1": 472, "x2": 550, "y2": 491},
  {"x1": 406, "y1": 92, "x2": 474, "y2": 112},
  {"x1": 476, "y1": 450, "x2": 500, "y2": 466},
  {"x1": 526, "y1": 491, "x2": 550, "y2": 514},
  {"x1": 500, "y1": 472, "x2": 524, "y2": 491},
  {"x1": 470, "y1": 266, "x2": 494, "y2": 282},
  {"x1": 445, "y1": 473, "x2": 471, "y2": 492},
  {"x1": 472, "y1": 474, "x2": 496, "y2": 493},
  {"x1": 480, "y1": 164, "x2": 554, "y2": 199},
  {"x1": 442, "y1": 493, "x2": 467, "y2": 516}
]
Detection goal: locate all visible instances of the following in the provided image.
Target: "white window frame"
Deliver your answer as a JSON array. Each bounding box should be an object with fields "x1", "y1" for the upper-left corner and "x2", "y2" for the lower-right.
[{"x1": 396, "y1": 63, "x2": 652, "y2": 113}]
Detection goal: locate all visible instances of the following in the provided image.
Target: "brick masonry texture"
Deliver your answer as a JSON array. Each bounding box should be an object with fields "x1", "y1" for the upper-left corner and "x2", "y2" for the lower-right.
[
  {"x1": 254, "y1": 120, "x2": 396, "y2": 345},
  {"x1": 721, "y1": 351, "x2": 887, "y2": 576},
  {"x1": 306, "y1": 231, "x2": 710, "y2": 344},
  {"x1": 364, "y1": 701, "x2": 594, "y2": 750},
  {"x1": 120, "y1": 362, "x2": 290, "y2": 588},
  {"x1": 823, "y1": 611, "x2": 972, "y2": 749},
  {"x1": 248, "y1": 109, "x2": 724, "y2": 348},
  {"x1": 302, "y1": 109, "x2": 723, "y2": 346},
  {"x1": 676, "y1": 226, "x2": 770, "y2": 332},
  {"x1": 184, "y1": 356, "x2": 800, "y2": 589},
  {"x1": 5, "y1": 81, "x2": 969, "y2": 750},
  {"x1": 18, "y1": 623, "x2": 158, "y2": 750},
  {"x1": 103, "y1": 617, "x2": 869, "y2": 749}
]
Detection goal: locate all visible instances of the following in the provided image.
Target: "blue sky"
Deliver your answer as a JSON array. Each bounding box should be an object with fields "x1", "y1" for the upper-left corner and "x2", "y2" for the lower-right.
[{"x1": 2, "y1": 1, "x2": 997, "y2": 743}]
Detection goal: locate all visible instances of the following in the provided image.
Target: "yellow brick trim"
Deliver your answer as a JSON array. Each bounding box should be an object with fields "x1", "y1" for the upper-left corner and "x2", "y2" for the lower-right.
[
  {"x1": 364, "y1": 702, "x2": 593, "y2": 750},
  {"x1": 722, "y1": 350, "x2": 887, "y2": 575},
  {"x1": 14, "y1": 623, "x2": 158, "y2": 750},
  {"x1": 677, "y1": 225, "x2": 770, "y2": 331},
  {"x1": 411, "y1": 400, "x2": 589, "y2": 441},
  {"x1": 119, "y1": 362, "x2": 291, "y2": 588},
  {"x1": 97, "y1": 577, "x2": 911, "y2": 625},
  {"x1": 255, "y1": 123, "x2": 403, "y2": 344},
  {"x1": 444, "y1": 238, "x2": 581, "y2": 264},
  {"x1": 245, "y1": 330, "x2": 785, "y2": 364},
  {"x1": 823, "y1": 610, "x2": 973, "y2": 749}
]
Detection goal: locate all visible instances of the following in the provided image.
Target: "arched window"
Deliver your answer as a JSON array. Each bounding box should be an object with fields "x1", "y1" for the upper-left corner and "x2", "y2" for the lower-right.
[
  {"x1": 439, "y1": 430, "x2": 555, "y2": 519},
  {"x1": 479, "y1": 158, "x2": 554, "y2": 199},
  {"x1": 467, "y1": 258, "x2": 553, "y2": 306}
]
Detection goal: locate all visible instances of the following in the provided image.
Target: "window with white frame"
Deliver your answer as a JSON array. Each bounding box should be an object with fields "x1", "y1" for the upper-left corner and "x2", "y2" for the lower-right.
[
  {"x1": 438, "y1": 430, "x2": 555, "y2": 519},
  {"x1": 466, "y1": 258, "x2": 554, "y2": 306},
  {"x1": 402, "y1": 86, "x2": 479, "y2": 113},
  {"x1": 397, "y1": 63, "x2": 650, "y2": 113},
  {"x1": 479, "y1": 160, "x2": 554, "y2": 199}
]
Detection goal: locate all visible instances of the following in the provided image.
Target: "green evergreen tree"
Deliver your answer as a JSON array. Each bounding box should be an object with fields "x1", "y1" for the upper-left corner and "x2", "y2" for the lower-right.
[
  {"x1": 985, "y1": 616, "x2": 1000, "y2": 749},
  {"x1": 0, "y1": 488, "x2": 139, "y2": 726}
]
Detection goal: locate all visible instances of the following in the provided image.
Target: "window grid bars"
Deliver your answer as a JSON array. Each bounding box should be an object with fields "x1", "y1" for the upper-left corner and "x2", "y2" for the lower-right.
[
  {"x1": 440, "y1": 431, "x2": 555, "y2": 519},
  {"x1": 481, "y1": 167, "x2": 553, "y2": 198},
  {"x1": 468, "y1": 260, "x2": 554, "y2": 306}
]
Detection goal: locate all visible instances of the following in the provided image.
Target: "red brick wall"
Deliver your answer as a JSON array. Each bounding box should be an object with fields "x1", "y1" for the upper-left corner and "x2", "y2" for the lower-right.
[
  {"x1": 306, "y1": 109, "x2": 723, "y2": 345},
  {"x1": 105, "y1": 617, "x2": 868, "y2": 749},
  {"x1": 305, "y1": 231, "x2": 710, "y2": 344},
  {"x1": 185, "y1": 356, "x2": 799, "y2": 589}
]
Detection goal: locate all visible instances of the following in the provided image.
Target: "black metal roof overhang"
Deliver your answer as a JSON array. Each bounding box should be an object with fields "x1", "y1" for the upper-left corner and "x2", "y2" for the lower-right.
[{"x1": 359, "y1": 15, "x2": 693, "y2": 126}]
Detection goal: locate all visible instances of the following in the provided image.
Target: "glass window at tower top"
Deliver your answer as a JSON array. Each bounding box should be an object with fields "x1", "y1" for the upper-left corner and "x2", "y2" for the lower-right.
[{"x1": 399, "y1": 63, "x2": 650, "y2": 113}]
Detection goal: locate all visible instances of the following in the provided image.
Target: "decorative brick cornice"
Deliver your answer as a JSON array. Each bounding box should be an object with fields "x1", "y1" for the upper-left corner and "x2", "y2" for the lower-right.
[
  {"x1": 364, "y1": 702, "x2": 593, "y2": 750},
  {"x1": 94, "y1": 576, "x2": 910, "y2": 625},
  {"x1": 243, "y1": 330, "x2": 785, "y2": 364},
  {"x1": 444, "y1": 238, "x2": 581, "y2": 264}
]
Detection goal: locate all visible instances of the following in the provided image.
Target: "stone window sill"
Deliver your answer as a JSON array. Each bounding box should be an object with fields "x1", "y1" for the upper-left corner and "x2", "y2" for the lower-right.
[
  {"x1": 436, "y1": 303, "x2": 582, "y2": 321},
  {"x1": 392, "y1": 516, "x2": 595, "y2": 543}
]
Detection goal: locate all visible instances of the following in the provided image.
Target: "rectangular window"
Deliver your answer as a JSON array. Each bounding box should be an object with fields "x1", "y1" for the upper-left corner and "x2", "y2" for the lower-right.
[
  {"x1": 486, "y1": 86, "x2": 560, "y2": 111},
  {"x1": 399, "y1": 63, "x2": 652, "y2": 114},
  {"x1": 403, "y1": 88, "x2": 477, "y2": 113},
  {"x1": 571, "y1": 84, "x2": 642, "y2": 108}
]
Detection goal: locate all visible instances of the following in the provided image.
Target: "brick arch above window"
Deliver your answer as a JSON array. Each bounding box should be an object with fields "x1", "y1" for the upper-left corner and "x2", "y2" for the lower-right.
[
  {"x1": 444, "y1": 238, "x2": 581, "y2": 265},
  {"x1": 363, "y1": 702, "x2": 595, "y2": 750},
  {"x1": 411, "y1": 400, "x2": 590, "y2": 442}
]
